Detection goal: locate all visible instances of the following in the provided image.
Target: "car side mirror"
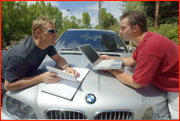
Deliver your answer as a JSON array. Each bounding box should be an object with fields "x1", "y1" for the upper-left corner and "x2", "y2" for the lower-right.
[{"x1": 128, "y1": 46, "x2": 136, "y2": 53}]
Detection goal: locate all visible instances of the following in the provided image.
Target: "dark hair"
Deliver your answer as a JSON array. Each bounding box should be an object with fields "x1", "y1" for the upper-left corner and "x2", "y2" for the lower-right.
[{"x1": 120, "y1": 11, "x2": 147, "y2": 32}]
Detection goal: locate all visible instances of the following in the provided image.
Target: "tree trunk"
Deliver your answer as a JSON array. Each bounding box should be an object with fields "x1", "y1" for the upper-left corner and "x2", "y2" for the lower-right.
[
  {"x1": 6, "y1": 37, "x2": 11, "y2": 46},
  {"x1": 155, "y1": 1, "x2": 160, "y2": 30}
]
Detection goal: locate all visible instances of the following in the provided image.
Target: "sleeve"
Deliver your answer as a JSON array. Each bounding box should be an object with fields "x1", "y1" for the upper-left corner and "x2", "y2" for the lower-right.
[
  {"x1": 47, "y1": 46, "x2": 58, "y2": 57},
  {"x1": 132, "y1": 54, "x2": 162, "y2": 86},
  {"x1": 5, "y1": 56, "x2": 29, "y2": 83}
]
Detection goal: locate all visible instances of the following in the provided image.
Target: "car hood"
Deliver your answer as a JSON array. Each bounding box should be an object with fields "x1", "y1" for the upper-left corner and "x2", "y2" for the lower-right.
[{"x1": 6, "y1": 51, "x2": 167, "y2": 119}]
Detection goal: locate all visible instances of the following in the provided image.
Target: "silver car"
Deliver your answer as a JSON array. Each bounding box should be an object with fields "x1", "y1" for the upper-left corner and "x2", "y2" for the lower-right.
[{"x1": 1, "y1": 29, "x2": 167, "y2": 120}]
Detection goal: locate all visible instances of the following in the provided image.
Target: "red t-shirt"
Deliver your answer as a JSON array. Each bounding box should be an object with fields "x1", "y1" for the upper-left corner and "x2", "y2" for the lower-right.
[{"x1": 132, "y1": 31, "x2": 179, "y2": 92}]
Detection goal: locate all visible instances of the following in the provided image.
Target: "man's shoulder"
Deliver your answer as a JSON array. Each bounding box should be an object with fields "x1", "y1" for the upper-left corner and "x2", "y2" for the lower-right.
[
  {"x1": 8, "y1": 36, "x2": 34, "y2": 58},
  {"x1": 140, "y1": 31, "x2": 178, "y2": 58},
  {"x1": 146, "y1": 31, "x2": 172, "y2": 44}
]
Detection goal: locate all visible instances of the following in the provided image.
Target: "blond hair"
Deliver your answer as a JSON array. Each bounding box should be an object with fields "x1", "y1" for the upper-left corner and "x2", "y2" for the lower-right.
[{"x1": 32, "y1": 15, "x2": 55, "y2": 39}]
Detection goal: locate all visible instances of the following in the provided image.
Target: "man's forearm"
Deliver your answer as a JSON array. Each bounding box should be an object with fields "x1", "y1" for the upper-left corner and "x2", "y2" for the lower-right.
[
  {"x1": 4, "y1": 75, "x2": 42, "y2": 91},
  {"x1": 56, "y1": 56, "x2": 68, "y2": 70},
  {"x1": 51, "y1": 54, "x2": 68, "y2": 70},
  {"x1": 112, "y1": 69, "x2": 142, "y2": 89}
]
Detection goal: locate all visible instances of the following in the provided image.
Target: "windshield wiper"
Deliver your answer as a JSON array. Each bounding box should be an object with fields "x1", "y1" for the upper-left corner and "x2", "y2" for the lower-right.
[{"x1": 61, "y1": 48, "x2": 79, "y2": 51}]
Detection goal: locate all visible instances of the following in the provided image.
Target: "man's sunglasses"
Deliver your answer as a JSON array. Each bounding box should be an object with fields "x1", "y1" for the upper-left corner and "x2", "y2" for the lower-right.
[{"x1": 40, "y1": 29, "x2": 57, "y2": 34}]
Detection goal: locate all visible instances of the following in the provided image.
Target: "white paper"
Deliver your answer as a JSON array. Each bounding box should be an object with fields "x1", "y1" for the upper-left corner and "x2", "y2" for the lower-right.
[
  {"x1": 69, "y1": 67, "x2": 90, "y2": 81},
  {"x1": 42, "y1": 79, "x2": 81, "y2": 99},
  {"x1": 41, "y1": 66, "x2": 90, "y2": 99},
  {"x1": 47, "y1": 66, "x2": 76, "y2": 81}
]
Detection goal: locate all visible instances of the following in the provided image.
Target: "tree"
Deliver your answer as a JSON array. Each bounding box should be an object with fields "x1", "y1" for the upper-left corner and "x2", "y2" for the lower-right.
[
  {"x1": 82, "y1": 12, "x2": 91, "y2": 29},
  {"x1": 60, "y1": 16, "x2": 82, "y2": 35},
  {"x1": 142, "y1": 1, "x2": 179, "y2": 25},
  {"x1": 100, "y1": 8, "x2": 117, "y2": 29},
  {"x1": 28, "y1": 1, "x2": 62, "y2": 30},
  {"x1": 1, "y1": 1, "x2": 63, "y2": 46},
  {"x1": 123, "y1": 1, "x2": 143, "y2": 12},
  {"x1": 1, "y1": 1, "x2": 29, "y2": 46},
  {"x1": 122, "y1": 1, "x2": 179, "y2": 26},
  {"x1": 119, "y1": 1, "x2": 179, "y2": 46},
  {"x1": 69, "y1": 16, "x2": 81, "y2": 29}
]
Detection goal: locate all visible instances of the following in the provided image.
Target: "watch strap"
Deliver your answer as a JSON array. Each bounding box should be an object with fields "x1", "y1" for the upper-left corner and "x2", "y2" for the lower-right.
[
  {"x1": 64, "y1": 65, "x2": 71, "y2": 70},
  {"x1": 111, "y1": 69, "x2": 114, "y2": 75}
]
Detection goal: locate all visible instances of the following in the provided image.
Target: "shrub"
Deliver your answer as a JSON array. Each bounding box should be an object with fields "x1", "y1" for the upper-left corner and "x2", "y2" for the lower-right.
[
  {"x1": 166, "y1": 26, "x2": 179, "y2": 45},
  {"x1": 148, "y1": 23, "x2": 179, "y2": 45}
]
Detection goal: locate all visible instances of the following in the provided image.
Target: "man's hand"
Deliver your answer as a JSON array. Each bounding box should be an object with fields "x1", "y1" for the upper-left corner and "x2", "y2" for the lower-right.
[
  {"x1": 65, "y1": 67, "x2": 80, "y2": 78},
  {"x1": 40, "y1": 71, "x2": 61, "y2": 84},
  {"x1": 100, "y1": 55, "x2": 111, "y2": 60}
]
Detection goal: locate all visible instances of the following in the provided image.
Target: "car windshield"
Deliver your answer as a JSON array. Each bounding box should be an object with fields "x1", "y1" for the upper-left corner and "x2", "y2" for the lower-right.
[{"x1": 55, "y1": 30, "x2": 127, "y2": 52}]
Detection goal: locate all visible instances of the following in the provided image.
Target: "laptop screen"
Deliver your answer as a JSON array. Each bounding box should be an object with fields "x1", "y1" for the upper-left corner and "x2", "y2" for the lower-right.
[{"x1": 79, "y1": 45, "x2": 99, "y2": 63}]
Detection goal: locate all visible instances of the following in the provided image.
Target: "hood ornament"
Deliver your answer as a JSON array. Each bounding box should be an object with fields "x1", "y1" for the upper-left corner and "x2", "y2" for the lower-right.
[{"x1": 85, "y1": 93, "x2": 96, "y2": 104}]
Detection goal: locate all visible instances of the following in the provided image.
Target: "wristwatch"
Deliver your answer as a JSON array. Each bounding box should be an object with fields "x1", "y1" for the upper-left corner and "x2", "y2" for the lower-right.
[
  {"x1": 64, "y1": 65, "x2": 71, "y2": 70},
  {"x1": 111, "y1": 69, "x2": 114, "y2": 75}
]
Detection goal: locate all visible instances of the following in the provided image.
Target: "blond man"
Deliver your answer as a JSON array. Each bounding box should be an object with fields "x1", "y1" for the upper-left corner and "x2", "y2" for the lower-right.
[{"x1": 1, "y1": 16, "x2": 79, "y2": 95}]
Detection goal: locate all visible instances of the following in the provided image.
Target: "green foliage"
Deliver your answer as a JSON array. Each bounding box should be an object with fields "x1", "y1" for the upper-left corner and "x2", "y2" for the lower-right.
[
  {"x1": 25, "y1": 1, "x2": 62, "y2": 32},
  {"x1": 124, "y1": 1, "x2": 179, "y2": 26},
  {"x1": 124, "y1": 1, "x2": 144, "y2": 12},
  {"x1": 29, "y1": 1, "x2": 62, "y2": 30},
  {"x1": 82, "y1": 12, "x2": 91, "y2": 29},
  {"x1": 146, "y1": 17, "x2": 154, "y2": 28},
  {"x1": 148, "y1": 23, "x2": 179, "y2": 45},
  {"x1": 2, "y1": 1, "x2": 179, "y2": 48},
  {"x1": 100, "y1": 8, "x2": 118, "y2": 29},
  {"x1": 119, "y1": 1, "x2": 179, "y2": 46},
  {"x1": 142, "y1": 1, "x2": 179, "y2": 25},
  {"x1": 1, "y1": 1, "x2": 29, "y2": 46},
  {"x1": 109, "y1": 24, "x2": 120, "y2": 34},
  {"x1": 1, "y1": 1, "x2": 62, "y2": 46},
  {"x1": 59, "y1": 16, "x2": 82, "y2": 36},
  {"x1": 166, "y1": 26, "x2": 179, "y2": 45}
]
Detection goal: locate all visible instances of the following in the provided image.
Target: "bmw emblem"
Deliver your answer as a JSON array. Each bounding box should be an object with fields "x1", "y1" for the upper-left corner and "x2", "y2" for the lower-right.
[{"x1": 85, "y1": 93, "x2": 96, "y2": 104}]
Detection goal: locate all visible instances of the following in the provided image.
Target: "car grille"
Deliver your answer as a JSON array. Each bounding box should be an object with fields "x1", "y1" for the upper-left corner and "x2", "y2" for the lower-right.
[
  {"x1": 45, "y1": 109, "x2": 134, "y2": 120},
  {"x1": 94, "y1": 110, "x2": 134, "y2": 120},
  {"x1": 44, "y1": 108, "x2": 87, "y2": 119}
]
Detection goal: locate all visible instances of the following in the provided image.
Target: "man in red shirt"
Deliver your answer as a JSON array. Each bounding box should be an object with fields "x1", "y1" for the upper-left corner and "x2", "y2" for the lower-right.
[{"x1": 101, "y1": 11, "x2": 179, "y2": 119}]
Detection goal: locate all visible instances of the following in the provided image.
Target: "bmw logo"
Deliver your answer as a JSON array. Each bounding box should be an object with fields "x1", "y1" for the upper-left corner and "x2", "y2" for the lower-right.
[{"x1": 85, "y1": 93, "x2": 96, "y2": 104}]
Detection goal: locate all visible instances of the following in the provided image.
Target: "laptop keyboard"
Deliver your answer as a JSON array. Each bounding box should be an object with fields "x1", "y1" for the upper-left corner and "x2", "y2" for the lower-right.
[{"x1": 96, "y1": 60, "x2": 114, "y2": 67}]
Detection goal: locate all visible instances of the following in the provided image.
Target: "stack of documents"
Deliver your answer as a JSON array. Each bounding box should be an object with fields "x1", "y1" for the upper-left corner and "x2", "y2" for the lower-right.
[{"x1": 41, "y1": 66, "x2": 90, "y2": 100}]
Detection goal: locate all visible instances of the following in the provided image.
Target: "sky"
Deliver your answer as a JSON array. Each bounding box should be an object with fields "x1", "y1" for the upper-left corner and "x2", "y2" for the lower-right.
[{"x1": 26, "y1": 1, "x2": 125, "y2": 28}]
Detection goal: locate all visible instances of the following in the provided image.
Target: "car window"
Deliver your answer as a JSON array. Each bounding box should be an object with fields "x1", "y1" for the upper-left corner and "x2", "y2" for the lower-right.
[{"x1": 55, "y1": 30, "x2": 127, "y2": 52}]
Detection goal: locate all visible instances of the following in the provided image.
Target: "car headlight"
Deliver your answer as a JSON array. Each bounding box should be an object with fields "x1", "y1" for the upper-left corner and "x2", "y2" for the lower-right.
[
  {"x1": 2, "y1": 94, "x2": 37, "y2": 119},
  {"x1": 141, "y1": 107, "x2": 153, "y2": 119}
]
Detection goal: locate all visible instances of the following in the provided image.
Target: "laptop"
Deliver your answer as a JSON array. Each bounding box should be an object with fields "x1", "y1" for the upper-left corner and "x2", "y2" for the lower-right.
[{"x1": 77, "y1": 44, "x2": 123, "y2": 70}]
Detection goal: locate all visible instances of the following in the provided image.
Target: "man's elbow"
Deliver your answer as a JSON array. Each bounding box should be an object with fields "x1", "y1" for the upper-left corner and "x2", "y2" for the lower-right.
[
  {"x1": 4, "y1": 85, "x2": 12, "y2": 91},
  {"x1": 4, "y1": 83, "x2": 14, "y2": 91},
  {"x1": 133, "y1": 83, "x2": 142, "y2": 89},
  {"x1": 130, "y1": 61, "x2": 137, "y2": 67}
]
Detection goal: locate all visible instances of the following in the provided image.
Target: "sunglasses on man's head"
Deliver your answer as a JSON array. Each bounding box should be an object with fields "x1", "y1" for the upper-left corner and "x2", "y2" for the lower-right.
[{"x1": 40, "y1": 29, "x2": 57, "y2": 34}]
